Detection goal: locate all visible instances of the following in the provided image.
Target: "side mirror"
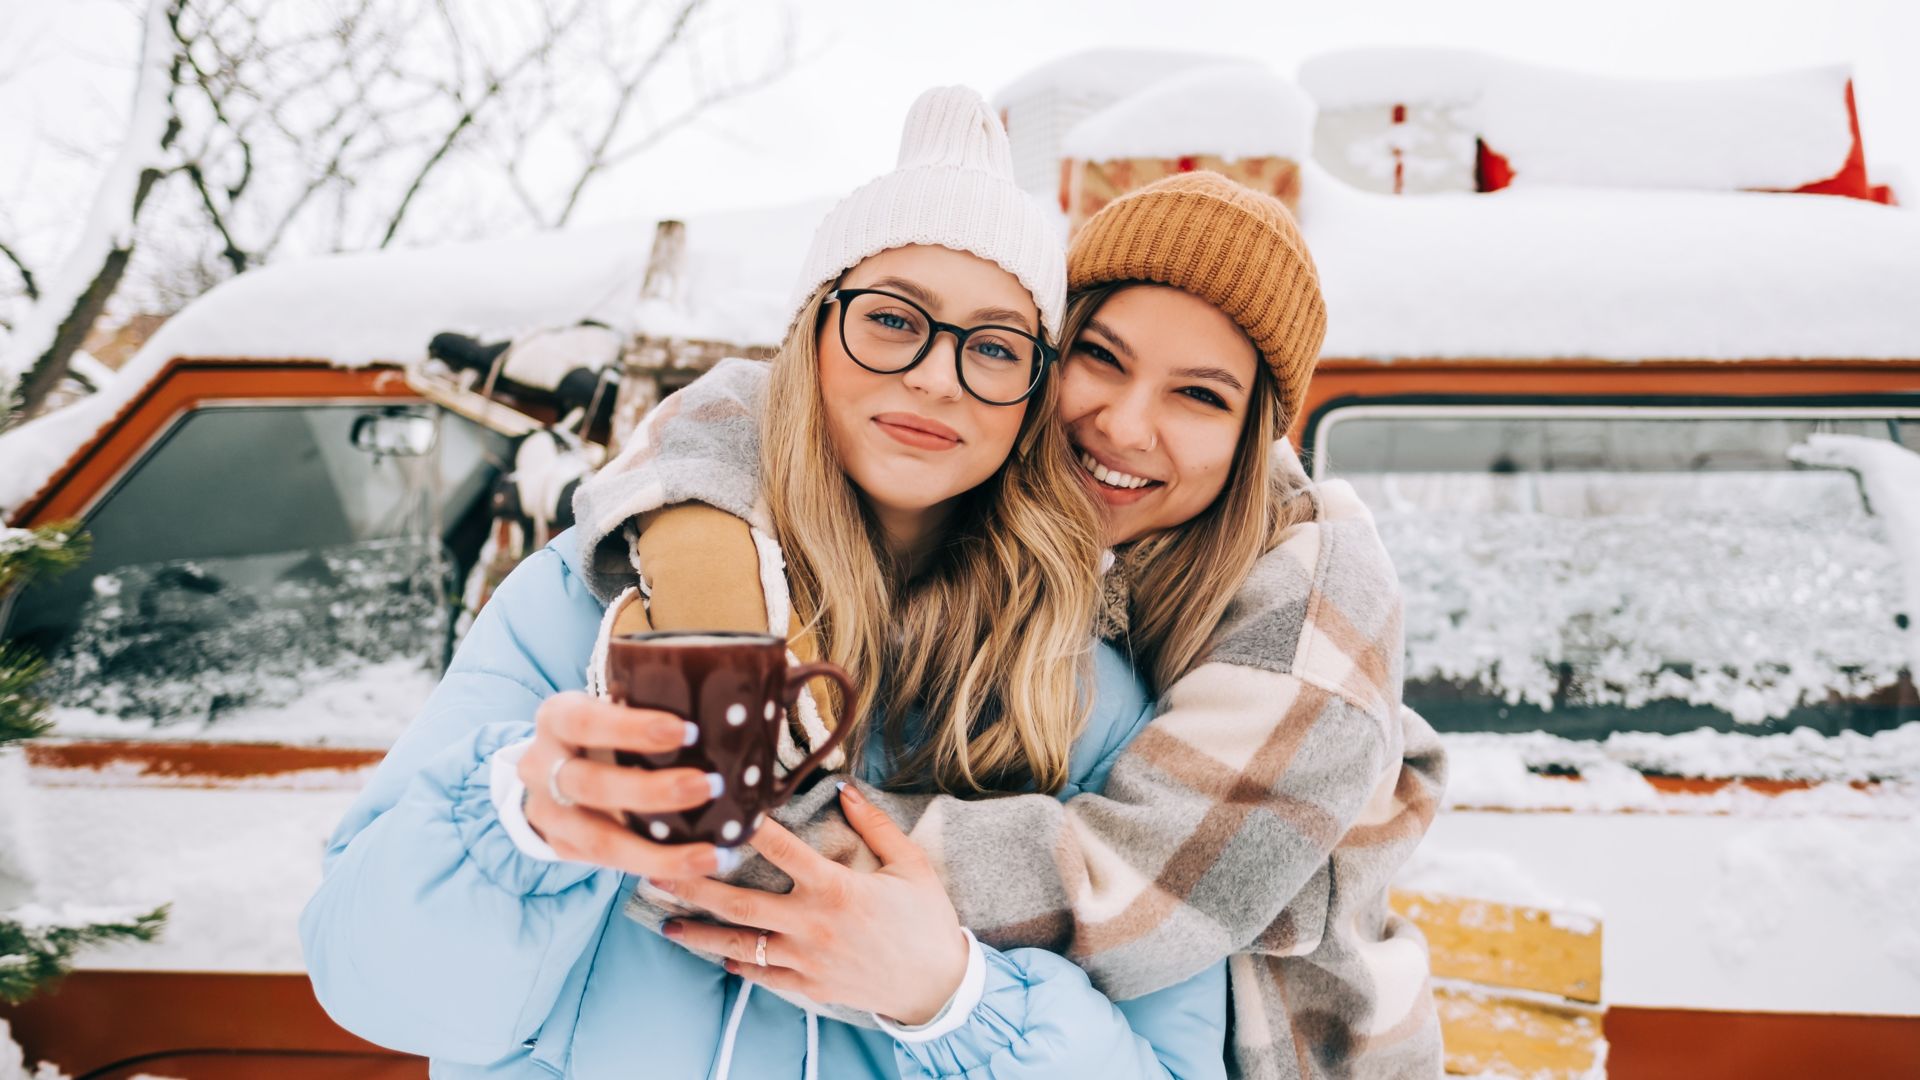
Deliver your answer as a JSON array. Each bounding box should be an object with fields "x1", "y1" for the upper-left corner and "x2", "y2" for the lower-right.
[{"x1": 352, "y1": 411, "x2": 437, "y2": 458}]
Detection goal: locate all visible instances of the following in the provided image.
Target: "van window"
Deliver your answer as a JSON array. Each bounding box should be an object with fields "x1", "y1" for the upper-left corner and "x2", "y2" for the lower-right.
[
  {"x1": 1313, "y1": 406, "x2": 1918, "y2": 739},
  {"x1": 4, "y1": 404, "x2": 510, "y2": 734}
]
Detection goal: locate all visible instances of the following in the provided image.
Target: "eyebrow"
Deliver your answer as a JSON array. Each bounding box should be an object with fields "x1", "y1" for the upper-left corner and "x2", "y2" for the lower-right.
[
  {"x1": 1084, "y1": 318, "x2": 1135, "y2": 359},
  {"x1": 1087, "y1": 318, "x2": 1247, "y2": 394},
  {"x1": 1173, "y1": 365, "x2": 1247, "y2": 394},
  {"x1": 859, "y1": 276, "x2": 1036, "y2": 335}
]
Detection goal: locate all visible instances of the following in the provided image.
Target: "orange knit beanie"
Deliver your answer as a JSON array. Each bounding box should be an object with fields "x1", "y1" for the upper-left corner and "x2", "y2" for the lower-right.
[{"x1": 1067, "y1": 171, "x2": 1327, "y2": 423}]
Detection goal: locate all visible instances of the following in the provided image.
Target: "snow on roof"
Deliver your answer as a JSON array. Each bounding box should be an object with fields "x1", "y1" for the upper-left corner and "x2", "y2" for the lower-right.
[
  {"x1": 6, "y1": 174, "x2": 1919, "y2": 519},
  {"x1": 628, "y1": 197, "x2": 831, "y2": 346},
  {"x1": 1478, "y1": 63, "x2": 1853, "y2": 191},
  {"x1": 1304, "y1": 162, "x2": 1920, "y2": 361},
  {"x1": 1300, "y1": 49, "x2": 1856, "y2": 191},
  {"x1": 1061, "y1": 67, "x2": 1314, "y2": 163},
  {"x1": 993, "y1": 49, "x2": 1256, "y2": 112},
  {"x1": 0, "y1": 222, "x2": 656, "y2": 516},
  {"x1": 1297, "y1": 47, "x2": 1489, "y2": 109}
]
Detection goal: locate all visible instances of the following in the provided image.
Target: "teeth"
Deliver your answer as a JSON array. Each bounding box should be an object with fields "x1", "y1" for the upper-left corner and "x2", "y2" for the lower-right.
[{"x1": 1078, "y1": 451, "x2": 1152, "y2": 490}]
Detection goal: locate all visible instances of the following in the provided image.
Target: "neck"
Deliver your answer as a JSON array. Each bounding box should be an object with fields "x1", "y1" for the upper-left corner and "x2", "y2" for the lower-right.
[{"x1": 869, "y1": 499, "x2": 952, "y2": 579}]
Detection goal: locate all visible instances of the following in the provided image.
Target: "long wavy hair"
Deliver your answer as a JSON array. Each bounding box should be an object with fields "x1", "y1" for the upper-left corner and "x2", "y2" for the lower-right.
[
  {"x1": 761, "y1": 281, "x2": 1104, "y2": 796},
  {"x1": 1060, "y1": 282, "x2": 1318, "y2": 693}
]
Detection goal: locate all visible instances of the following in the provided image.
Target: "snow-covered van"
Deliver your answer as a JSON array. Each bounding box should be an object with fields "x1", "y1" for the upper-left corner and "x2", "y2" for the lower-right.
[{"x1": 3, "y1": 50, "x2": 1918, "y2": 1080}]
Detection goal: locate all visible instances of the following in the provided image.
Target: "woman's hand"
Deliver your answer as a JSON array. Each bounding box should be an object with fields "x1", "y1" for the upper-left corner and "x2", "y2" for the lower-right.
[
  {"x1": 518, "y1": 690, "x2": 730, "y2": 879},
  {"x1": 653, "y1": 783, "x2": 970, "y2": 1027}
]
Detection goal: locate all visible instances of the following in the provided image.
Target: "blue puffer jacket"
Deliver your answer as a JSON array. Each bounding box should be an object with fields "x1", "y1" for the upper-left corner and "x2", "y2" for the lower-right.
[{"x1": 300, "y1": 530, "x2": 1227, "y2": 1079}]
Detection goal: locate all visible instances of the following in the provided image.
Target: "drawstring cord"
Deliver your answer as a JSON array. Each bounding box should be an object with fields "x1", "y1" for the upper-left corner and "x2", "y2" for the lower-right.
[
  {"x1": 713, "y1": 982, "x2": 752, "y2": 1080},
  {"x1": 711, "y1": 982, "x2": 821, "y2": 1080}
]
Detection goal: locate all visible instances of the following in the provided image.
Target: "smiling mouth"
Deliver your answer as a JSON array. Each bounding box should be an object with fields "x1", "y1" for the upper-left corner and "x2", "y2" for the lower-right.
[{"x1": 1074, "y1": 449, "x2": 1161, "y2": 491}]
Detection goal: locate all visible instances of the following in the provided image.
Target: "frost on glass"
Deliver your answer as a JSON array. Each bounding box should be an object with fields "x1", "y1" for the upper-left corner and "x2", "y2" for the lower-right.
[
  {"x1": 1345, "y1": 465, "x2": 1913, "y2": 737},
  {"x1": 41, "y1": 537, "x2": 449, "y2": 726}
]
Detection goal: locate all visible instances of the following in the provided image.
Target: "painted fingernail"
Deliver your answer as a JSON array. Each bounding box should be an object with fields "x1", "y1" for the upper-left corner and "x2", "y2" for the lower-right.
[
  {"x1": 713, "y1": 846, "x2": 745, "y2": 875},
  {"x1": 836, "y1": 781, "x2": 862, "y2": 805},
  {"x1": 705, "y1": 772, "x2": 727, "y2": 799},
  {"x1": 662, "y1": 921, "x2": 683, "y2": 939},
  {"x1": 680, "y1": 721, "x2": 700, "y2": 747}
]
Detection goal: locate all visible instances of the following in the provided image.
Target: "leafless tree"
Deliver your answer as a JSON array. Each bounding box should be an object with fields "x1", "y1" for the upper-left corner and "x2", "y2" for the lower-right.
[{"x1": 2, "y1": 0, "x2": 794, "y2": 422}]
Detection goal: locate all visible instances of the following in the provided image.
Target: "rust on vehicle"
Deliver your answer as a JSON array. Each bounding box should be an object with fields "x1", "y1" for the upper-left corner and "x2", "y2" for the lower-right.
[{"x1": 24, "y1": 739, "x2": 384, "y2": 787}]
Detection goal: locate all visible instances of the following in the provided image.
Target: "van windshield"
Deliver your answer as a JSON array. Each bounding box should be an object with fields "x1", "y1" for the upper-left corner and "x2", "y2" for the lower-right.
[{"x1": 1313, "y1": 407, "x2": 1919, "y2": 740}]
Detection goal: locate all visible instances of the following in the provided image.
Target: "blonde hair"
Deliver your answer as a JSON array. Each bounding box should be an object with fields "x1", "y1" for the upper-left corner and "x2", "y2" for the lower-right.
[
  {"x1": 761, "y1": 282, "x2": 1104, "y2": 796},
  {"x1": 1061, "y1": 283, "x2": 1318, "y2": 693}
]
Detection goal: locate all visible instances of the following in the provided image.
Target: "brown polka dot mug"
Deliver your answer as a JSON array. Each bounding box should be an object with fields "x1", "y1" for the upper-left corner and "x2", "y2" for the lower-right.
[{"x1": 590, "y1": 630, "x2": 856, "y2": 848}]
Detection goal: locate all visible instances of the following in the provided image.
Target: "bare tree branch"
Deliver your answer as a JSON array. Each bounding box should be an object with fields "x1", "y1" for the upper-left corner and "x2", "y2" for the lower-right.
[{"x1": 0, "y1": 241, "x2": 38, "y2": 302}]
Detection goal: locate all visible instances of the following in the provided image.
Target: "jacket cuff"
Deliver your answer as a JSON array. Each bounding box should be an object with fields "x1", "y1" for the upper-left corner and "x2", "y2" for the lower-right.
[
  {"x1": 446, "y1": 723, "x2": 599, "y2": 896},
  {"x1": 889, "y1": 939, "x2": 1047, "y2": 1075},
  {"x1": 877, "y1": 929, "x2": 985, "y2": 1043},
  {"x1": 488, "y1": 737, "x2": 563, "y2": 862}
]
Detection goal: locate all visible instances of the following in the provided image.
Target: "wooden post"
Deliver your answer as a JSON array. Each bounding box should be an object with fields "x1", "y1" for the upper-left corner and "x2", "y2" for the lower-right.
[{"x1": 611, "y1": 220, "x2": 687, "y2": 452}]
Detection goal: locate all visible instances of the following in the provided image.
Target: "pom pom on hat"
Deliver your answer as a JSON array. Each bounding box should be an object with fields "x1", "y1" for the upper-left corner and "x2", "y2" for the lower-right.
[{"x1": 788, "y1": 86, "x2": 1066, "y2": 340}]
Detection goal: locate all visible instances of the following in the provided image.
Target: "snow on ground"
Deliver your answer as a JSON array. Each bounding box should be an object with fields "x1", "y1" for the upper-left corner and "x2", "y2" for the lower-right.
[
  {"x1": 1061, "y1": 67, "x2": 1315, "y2": 162},
  {"x1": 1427, "y1": 808, "x2": 1920, "y2": 1014}
]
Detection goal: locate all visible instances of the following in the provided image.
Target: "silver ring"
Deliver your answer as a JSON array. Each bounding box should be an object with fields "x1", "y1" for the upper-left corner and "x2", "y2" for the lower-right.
[
  {"x1": 547, "y1": 754, "x2": 578, "y2": 809},
  {"x1": 754, "y1": 931, "x2": 769, "y2": 967}
]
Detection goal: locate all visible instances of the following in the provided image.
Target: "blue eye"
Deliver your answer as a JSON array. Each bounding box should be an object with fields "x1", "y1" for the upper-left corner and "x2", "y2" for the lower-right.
[
  {"x1": 971, "y1": 340, "x2": 1016, "y2": 362},
  {"x1": 869, "y1": 312, "x2": 913, "y2": 332}
]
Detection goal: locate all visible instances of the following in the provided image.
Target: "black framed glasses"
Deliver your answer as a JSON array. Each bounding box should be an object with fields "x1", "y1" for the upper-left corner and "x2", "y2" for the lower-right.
[{"x1": 822, "y1": 288, "x2": 1056, "y2": 407}]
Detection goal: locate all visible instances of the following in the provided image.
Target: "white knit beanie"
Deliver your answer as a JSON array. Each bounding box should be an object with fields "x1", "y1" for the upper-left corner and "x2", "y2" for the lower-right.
[{"x1": 787, "y1": 85, "x2": 1067, "y2": 340}]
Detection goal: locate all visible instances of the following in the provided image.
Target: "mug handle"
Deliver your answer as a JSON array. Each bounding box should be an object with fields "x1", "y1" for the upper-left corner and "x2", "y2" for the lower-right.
[{"x1": 771, "y1": 660, "x2": 857, "y2": 804}]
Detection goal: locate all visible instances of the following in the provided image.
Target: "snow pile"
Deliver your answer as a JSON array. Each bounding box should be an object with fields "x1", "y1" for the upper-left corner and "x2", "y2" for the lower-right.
[
  {"x1": 0, "y1": 1019, "x2": 68, "y2": 1080},
  {"x1": 1298, "y1": 48, "x2": 1488, "y2": 109},
  {"x1": 995, "y1": 50, "x2": 1262, "y2": 198},
  {"x1": 1301, "y1": 161, "x2": 1920, "y2": 361},
  {"x1": 1374, "y1": 477, "x2": 1908, "y2": 724},
  {"x1": 0, "y1": 221, "x2": 653, "y2": 517},
  {"x1": 1442, "y1": 731, "x2": 1920, "y2": 816},
  {"x1": 1394, "y1": 844, "x2": 1598, "y2": 921},
  {"x1": 628, "y1": 199, "x2": 828, "y2": 348},
  {"x1": 1478, "y1": 63, "x2": 1854, "y2": 192},
  {"x1": 1061, "y1": 67, "x2": 1314, "y2": 163},
  {"x1": 1299, "y1": 48, "x2": 1857, "y2": 192},
  {"x1": 1703, "y1": 817, "x2": 1920, "y2": 975},
  {"x1": 25, "y1": 779, "x2": 354, "y2": 973},
  {"x1": 1451, "y1": 726, "x2": 1920, "y2": 785}
]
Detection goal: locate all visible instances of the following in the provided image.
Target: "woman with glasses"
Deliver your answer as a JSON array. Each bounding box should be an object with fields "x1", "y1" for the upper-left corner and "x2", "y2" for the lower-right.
[{"x1": 302, "y1": 86, "x2": 1227, "y2": 1079}]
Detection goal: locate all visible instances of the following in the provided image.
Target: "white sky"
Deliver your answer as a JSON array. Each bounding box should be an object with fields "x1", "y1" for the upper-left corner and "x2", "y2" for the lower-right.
[{"x1": 1, "y1": 0, "x2": 1915, "y2": 243}]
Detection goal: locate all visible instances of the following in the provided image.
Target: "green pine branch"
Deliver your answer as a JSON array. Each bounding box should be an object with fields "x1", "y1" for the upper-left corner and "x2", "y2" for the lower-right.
[
  {"x1": 0, "y1": 521, "x2": 90, "y2": 594},
  {"x1": 0, "y1": 904, "x2": 170, "y2": 1004},
  {"x1": 0, "y1": 645, "x2": 53, "y2": 744},
  {"x1": 0, "y1": 520, "x2": 90, "y2": 746}
]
